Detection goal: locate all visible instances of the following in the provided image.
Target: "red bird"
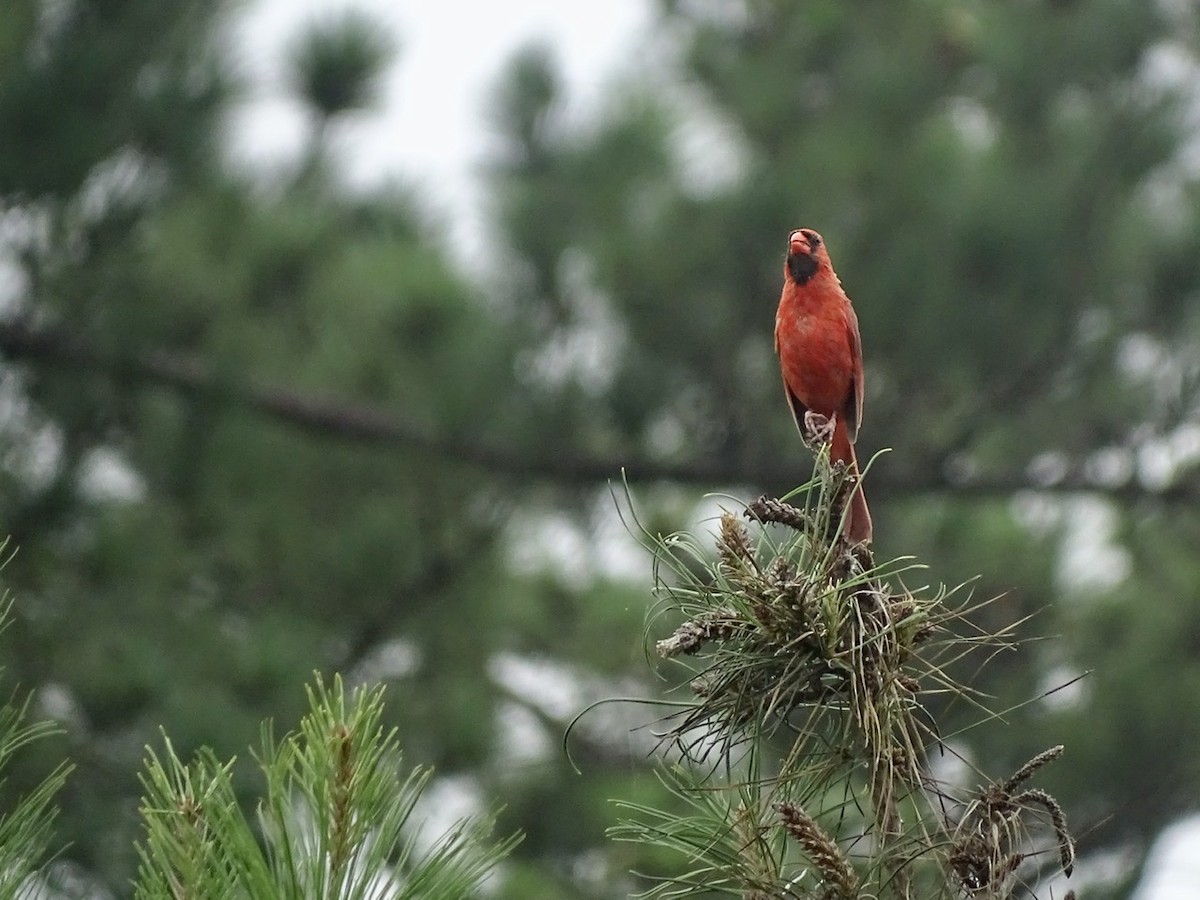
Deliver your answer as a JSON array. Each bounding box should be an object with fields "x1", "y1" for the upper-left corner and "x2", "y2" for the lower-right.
[{"x1": 774, "y1": 228, "x2": 872, "y2": 544}]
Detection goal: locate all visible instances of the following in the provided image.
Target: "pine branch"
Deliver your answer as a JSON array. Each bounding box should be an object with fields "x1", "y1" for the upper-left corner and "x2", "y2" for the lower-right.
[
  {"x1": 0, "y1": 693, "x2": 72, "y2": 898},
  {"x1": 134, "y1": 674, "x2": 520, "y2": 899},
  {"x1": 0, "y1": 580, "x2": 73, "y2": 898},
  {"x1": 2, "y1": 319, "x2": 1197, "y2": 502},
  {"x1": 610, "y1": 446, "x2": 1078, "y2": 899}
]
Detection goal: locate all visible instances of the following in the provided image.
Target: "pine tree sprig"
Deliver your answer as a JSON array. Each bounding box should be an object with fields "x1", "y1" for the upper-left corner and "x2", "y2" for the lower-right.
[
  {"x1": 134, "y1": 673, "x2": 520, "y2": 899},
  {"x1": 0, "y1": 590, "x2": 73, "y2": 899},
  {"x1": 610, "y1": 448, "x2": 1078, "y2": 898}
]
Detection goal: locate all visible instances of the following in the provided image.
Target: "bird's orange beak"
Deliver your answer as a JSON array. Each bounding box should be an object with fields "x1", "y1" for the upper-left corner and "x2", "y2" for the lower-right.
[{"x1": 788, "y1": 230, "x2": 809, "y2": 256}]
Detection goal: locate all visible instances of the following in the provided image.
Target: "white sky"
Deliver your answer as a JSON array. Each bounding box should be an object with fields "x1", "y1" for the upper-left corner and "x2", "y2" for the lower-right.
[
  {"x1": 224, "y1": 3, "x2": 1198, "y2": 896},
  {"x1": 226, "y1": 0, "x2": 648, "y2": 254}
]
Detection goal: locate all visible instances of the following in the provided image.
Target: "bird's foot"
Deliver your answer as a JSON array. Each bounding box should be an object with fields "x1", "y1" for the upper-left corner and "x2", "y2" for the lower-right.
[{"x1": 802, "y1": 411, "x2": 836, "y2": 447}]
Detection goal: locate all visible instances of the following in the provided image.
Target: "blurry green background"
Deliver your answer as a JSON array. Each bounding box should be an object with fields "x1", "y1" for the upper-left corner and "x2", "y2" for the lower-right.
[{"x1": 1, "y1": 1, "x2": 1199, "y2": 896}]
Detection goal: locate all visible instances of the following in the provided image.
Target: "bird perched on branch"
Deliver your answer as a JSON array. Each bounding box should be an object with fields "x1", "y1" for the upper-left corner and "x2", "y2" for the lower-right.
[{"x1": 774, "y1": 228, "x2": 872, "y2": 545}]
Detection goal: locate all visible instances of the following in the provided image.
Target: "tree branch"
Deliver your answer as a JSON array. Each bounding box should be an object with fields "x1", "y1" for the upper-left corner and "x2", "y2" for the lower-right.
[{"x1": 1, "y1": 319, "x2": 1195, "y2": 504}]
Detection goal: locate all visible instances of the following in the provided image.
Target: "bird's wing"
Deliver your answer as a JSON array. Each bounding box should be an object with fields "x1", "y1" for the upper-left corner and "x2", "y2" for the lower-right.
[
  {"x1": 784, "y1": 380, "x2": 809, "y2": 438},
  {"x1": 844, "y1": 306, "x2": 864, "y2": 442}
]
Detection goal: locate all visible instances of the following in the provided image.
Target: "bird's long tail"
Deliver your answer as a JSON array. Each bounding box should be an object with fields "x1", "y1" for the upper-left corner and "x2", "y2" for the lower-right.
[{"x1": 832, "y1": 421, "x2": 873, "y2": 545}]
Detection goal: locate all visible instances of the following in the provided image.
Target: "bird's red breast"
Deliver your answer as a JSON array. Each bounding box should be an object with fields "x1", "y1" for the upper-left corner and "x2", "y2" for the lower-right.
[{"x1": 774, "y1": 228, "x2": 872, "y2": 543}]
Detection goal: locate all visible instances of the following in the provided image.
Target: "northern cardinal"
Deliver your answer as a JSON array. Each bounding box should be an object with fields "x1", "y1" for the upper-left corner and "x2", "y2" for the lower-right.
[{"x1": 774, "y1": 228, "x2": 872, "y2": 544}]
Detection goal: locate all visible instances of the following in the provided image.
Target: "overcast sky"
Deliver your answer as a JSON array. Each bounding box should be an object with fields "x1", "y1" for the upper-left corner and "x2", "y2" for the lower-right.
[{"x1": 227, "y1": 0, "x2": 648, "y2": 254}]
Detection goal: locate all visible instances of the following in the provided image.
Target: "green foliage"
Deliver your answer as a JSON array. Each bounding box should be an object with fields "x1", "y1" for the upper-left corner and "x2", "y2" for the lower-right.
[
  {"x1": 0, "y1": 0, "x2": 230, "y2": 197},
  {"x1": 611, "y1": 450, "x2": 1074, "y2": 898},
  {"x1": 0, "y1": 582, "x2": 72, "y2": 897},
  {"x1": 0, "y1": 0, "x2": 1198, "y2": 895},
  {"x1": 0, "y1": 694, "x2": 70, "y2": 897},
  {"x1": 287, "y1": 11, "x2": 398, "y2": 121},
  {"x1": 135, "y1": 674, "x2": 519, "y2": 898}
]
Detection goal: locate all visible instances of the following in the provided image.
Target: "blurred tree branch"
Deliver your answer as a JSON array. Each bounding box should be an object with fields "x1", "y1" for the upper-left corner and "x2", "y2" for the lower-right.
[{"x1": 0, "y1": 318, "x2": 1193, "y2": 504}]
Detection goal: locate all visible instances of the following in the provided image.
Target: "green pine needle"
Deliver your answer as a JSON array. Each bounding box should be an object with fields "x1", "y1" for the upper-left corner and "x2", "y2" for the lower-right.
[
  {"x1": 0, "y1": 588, "x2": 73, "y2": 899},
  {"x1": 609, "y1": 447, "x2": 1077, "y2": 899},
  {"x1": 134, "y1": 674, "x2": 520, "y2": 899}
]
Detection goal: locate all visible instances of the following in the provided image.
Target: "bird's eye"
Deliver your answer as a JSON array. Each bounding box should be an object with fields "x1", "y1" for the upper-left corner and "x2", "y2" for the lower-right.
[{"x1": 801, "y1": 230, "x2": 821, "y2": 249}]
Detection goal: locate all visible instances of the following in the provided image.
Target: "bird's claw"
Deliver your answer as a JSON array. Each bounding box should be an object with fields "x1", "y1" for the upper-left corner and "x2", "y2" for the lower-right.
[{"x1": 802, "y1": 411, "x2": 836, "y2": 447}]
